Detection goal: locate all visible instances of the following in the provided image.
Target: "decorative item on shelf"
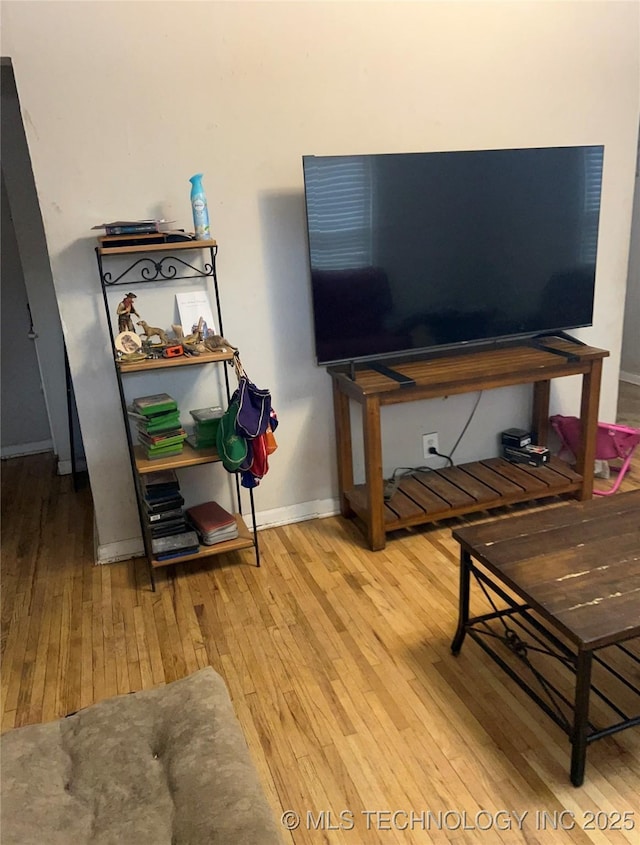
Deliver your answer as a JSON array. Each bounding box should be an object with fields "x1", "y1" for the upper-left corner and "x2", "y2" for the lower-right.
[
  {"x1": 114, "y1": 330, "x2": 143, "y2": 356},
  {"x1": 119, "y1": 351, "x2": 148, "y2": 364},
  {"x1": 116, "y1": 292, "x2": 140, "y2": 333},
  {"x1": 175, "y1": 291, "x2": 217, "y2": 338},
  {"x1": 203, "y1": 334, "x2": 237, "y2": 354},
  {"x1": 189, "y1": 174, "x2": 212, "y2": 240},
  {"x1": 172, "y1": 323, "x2": 205, "y2": 354},
  {"x1": 162, "y1": 345, "x2": 184, "y2": 359},
  {"x1": 136, "y1": 320, "x2": 169, "y2": 346}
]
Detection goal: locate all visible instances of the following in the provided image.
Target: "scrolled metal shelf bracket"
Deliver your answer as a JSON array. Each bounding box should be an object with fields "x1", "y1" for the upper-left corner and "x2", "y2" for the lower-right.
[{"x1": 102, "y1": 254, "x2": 215, "y2": 286}]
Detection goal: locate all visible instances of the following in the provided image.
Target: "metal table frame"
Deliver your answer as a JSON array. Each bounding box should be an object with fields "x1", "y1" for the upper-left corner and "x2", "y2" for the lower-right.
[{"x1": 451, "y1": 550, "x2": 640, "y2": 786}]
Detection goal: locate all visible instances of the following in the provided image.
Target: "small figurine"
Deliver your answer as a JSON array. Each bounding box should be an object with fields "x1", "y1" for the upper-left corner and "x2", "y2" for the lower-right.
[
  {"x1": 116, "y1": 292, "x2": 139, "y2": 333},
  {"x1": 204, "y1": 335, "x2": 237, "y2": 353},
  {"x1": 172, "y1": 322, "x2": 206, "y2": 353},
  {"x1": 137, "y1": 320, "x2": 169, "y2": 346}
]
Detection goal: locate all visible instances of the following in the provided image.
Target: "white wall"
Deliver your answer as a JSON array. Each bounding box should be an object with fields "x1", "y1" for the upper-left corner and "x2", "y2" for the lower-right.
[{"x1": 3, "y1": 1, "x2": 639, "y2": 561}]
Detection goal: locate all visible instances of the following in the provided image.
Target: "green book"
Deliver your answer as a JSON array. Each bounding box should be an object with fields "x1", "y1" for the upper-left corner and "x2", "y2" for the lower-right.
[
  {"x1": 143, "y1": 444, "x2": 184, "y2": 460},
  {"x1": 189, "y1": 406, "x2": 223, "y2": 422},
  {"x1": 139, "y1": 412, "x2": 182, "y2": 434},
  {"x1": 132, "y1": 393, "x2": 178, "y2": 417},
  {"x1": 185, "y1": 434, "x2": 217, "y2": 451},
  {"x1": 138, "y1": 431, "x2": 187, "y2": 449}
]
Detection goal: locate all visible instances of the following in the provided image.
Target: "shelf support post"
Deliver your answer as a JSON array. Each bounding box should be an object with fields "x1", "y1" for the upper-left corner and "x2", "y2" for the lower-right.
[
  {"x1": 332, "y1": 379, "x2": 355, "y2": 518},
  {"x1": 363, "y1": 395, "x2": 385, "y2": 551}
]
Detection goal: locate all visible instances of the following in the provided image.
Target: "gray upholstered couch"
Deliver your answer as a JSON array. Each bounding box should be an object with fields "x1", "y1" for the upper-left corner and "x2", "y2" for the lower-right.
[{"x1": 1, "y1": 667, "x2": 283, "y2": 844}]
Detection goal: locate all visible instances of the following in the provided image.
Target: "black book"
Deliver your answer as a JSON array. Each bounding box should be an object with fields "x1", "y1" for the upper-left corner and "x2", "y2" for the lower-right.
[
  {"x1": 141, "y1": 469, "x2": 180, "y2": 488},
  {"x1": 152, "y1": 530, "x2": 199, "y2": 557},
  {"x1": 151, "y1": 516, "x2": 187, "y2": 532},
  {"x1": 146, "y1": 506, "x2": 185, "y2": 523},
  {"x1": 155, "y1": 546, "x2": 200, "y2": 562},
  {"x1": 150, "y1": 520, "x2": 189, "y2": 539},
  {"x1": 144, "y1": 495, "x2": 185, "y2": 514}
]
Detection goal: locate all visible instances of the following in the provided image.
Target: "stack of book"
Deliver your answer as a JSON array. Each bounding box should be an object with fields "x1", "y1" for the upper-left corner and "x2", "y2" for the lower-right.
[
  {"x1": 141, "y1": 470, "x2": 188, "y2": 540},
  {"x1": 186, "y1": 406, "x2": 223, "y2": 450},
  {"x1": 142, "y1": 470, "x2": 201, "y2": 560},
  {"x1": 186, "y1": 500, "x2": 239, "y2": 545},
  {"x1": 129, "y1": 393, "x2": 187, "y2": 460},
  {"x1": 92, "y1": 219, "x2": 172, "y2": 236}
]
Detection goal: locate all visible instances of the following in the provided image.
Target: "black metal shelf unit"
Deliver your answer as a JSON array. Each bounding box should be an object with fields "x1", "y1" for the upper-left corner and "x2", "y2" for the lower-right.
[{"x1": 96, "y1": 239, "x2": 259, "y2": 590}]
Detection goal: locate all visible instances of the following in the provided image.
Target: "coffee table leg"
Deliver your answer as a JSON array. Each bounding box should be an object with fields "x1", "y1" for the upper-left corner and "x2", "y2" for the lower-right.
[
  {"x1": 570, "y1": 649, "x2": 593, "y2": 786},
  {"x1": 451, "y1": 549, "x2": 471, "y2": 655}
]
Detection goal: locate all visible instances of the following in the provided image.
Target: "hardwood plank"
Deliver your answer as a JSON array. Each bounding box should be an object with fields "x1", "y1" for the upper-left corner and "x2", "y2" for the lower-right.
[
  {"x1": 80, "y1": 601, "x2": 94, "y2": 709},
  {"x1": 132, "y1": 604, "x2": 155, "y2": 689}
]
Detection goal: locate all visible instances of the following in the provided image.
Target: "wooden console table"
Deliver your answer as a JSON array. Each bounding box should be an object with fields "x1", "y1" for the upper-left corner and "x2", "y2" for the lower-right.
[{"x1": 330, "y1": 340, "x2": 609, "y2": 550}]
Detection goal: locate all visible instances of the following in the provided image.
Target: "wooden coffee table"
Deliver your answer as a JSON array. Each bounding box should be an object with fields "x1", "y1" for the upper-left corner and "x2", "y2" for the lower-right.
[{"x1": 451, "y1": 490, "x2": 640, "y2": 786}]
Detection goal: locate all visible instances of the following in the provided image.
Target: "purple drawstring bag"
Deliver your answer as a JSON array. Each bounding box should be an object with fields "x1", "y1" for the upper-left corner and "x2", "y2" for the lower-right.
[{"x1": 236, "y1": 376, "x2": 272, "y2": 438}]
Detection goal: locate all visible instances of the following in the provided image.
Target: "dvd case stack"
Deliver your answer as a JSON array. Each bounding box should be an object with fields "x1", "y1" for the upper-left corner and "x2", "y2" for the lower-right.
[
  {"x1": 186, "y1": 500, "x2": 239, "y2": 545},
  {"x1": 129, "y1": 393, "x2": 187, "y2": 460},
  {"x1": 141, "y1": 470, "x2": 201, "y2": 561},
  {"x1": 151, "y1": 530, "x2": 200, "y2": 561},
  {"x1": 141, "y1": 470, "x2": 188, "y2": 540},
  {"x1": 186, "y1": 406, "x2": 223, "y2": 450}
]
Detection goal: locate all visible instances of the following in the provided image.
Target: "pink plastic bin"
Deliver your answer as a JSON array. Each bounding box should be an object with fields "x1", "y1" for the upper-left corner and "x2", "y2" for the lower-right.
[{"x1": 550, "y1": 414, "x2": 640, "y2": 496}]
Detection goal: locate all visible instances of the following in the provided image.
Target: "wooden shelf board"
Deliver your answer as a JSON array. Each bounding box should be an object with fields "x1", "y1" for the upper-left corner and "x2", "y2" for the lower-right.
[
  {"x1": 118, "y1": 348, "x2": 234, "y2": 373},
  {"x1": 134, "y1": 442, "x2": 220, "y2": 474},
  {"x1": 347, "y1": 457, "x2": 583, "y2": 532},
  {"x1": 333, "y1": 341, "x2": 609, "y2": 400},
  {"x1": 151, "y1": 514, "x2": 254, "y2": 568},
  {"x1": 97, "y1": 238, "x2": 217, "y2": 256}
]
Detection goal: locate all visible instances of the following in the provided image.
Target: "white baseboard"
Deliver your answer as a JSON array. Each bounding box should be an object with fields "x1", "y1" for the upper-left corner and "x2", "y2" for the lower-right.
[
  {"x1": 253, "y1": 497, "x2": 341, "y2": 529},
  {"x1": 93, "y1": 498, "x2": 341, "y2": 565},
  {"x1": 1, "y1": 439, "x2": 53, "y2": 460},
  {"x1": 96, "y1": 536, "x2": 145, "y2": 564},
  {"x1": 620, "y1": 370, "x2": 640, "y2": 386}
]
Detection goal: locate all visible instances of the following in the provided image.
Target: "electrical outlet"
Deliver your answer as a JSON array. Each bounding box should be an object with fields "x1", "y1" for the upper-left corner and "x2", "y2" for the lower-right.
[{"x1": 423, "y1": 432, "x2": 439, "y2": 459}]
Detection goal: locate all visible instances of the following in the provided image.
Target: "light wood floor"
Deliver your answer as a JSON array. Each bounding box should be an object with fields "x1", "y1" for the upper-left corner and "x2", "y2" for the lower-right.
[{"x1": 2, "y1": 437, "x2": 639, "y2": 844}]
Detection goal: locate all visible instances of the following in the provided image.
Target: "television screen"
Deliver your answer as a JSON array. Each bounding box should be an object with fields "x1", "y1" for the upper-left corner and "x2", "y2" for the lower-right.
[{"x1": 302, "y1": 146, "x2": 604, "y2": 366}]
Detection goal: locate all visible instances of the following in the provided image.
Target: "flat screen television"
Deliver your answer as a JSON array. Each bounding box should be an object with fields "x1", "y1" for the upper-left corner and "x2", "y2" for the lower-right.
[{"x1": 302, "y1": 146, "x2": 604, "y2": 366}]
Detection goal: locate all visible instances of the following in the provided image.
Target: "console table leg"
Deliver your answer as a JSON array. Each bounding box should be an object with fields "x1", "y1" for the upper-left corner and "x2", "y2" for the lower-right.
[
  {"x1": 532, "y1": 379, "x2": 551, "y2": 445},
  {"x1": 451, "y1": 549, "x2": 471, "y2": 655},
  {"x1": 577, "y1": 359, "x2": 602, "y2": 500},
  {"x1": 332, "y1": 380, "x2": 355, "y2": 518},
  {"x1": 570, "y1": 648, "x2": 593, "y2": 786},
  {"x1": 363, "y1": 396, "x2": 386, "y2": 550}
]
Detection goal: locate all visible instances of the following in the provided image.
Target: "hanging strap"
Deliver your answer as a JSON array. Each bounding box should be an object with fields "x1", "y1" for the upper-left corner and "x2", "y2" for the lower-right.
[{"x1": 233, "y1": 351, "x2": 246, "y2": 382}]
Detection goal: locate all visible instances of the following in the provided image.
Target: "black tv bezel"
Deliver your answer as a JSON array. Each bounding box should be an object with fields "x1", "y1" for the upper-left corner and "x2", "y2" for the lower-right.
[{"x1": 302, "y1": 145, "x2": 603, "y2": 368}]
